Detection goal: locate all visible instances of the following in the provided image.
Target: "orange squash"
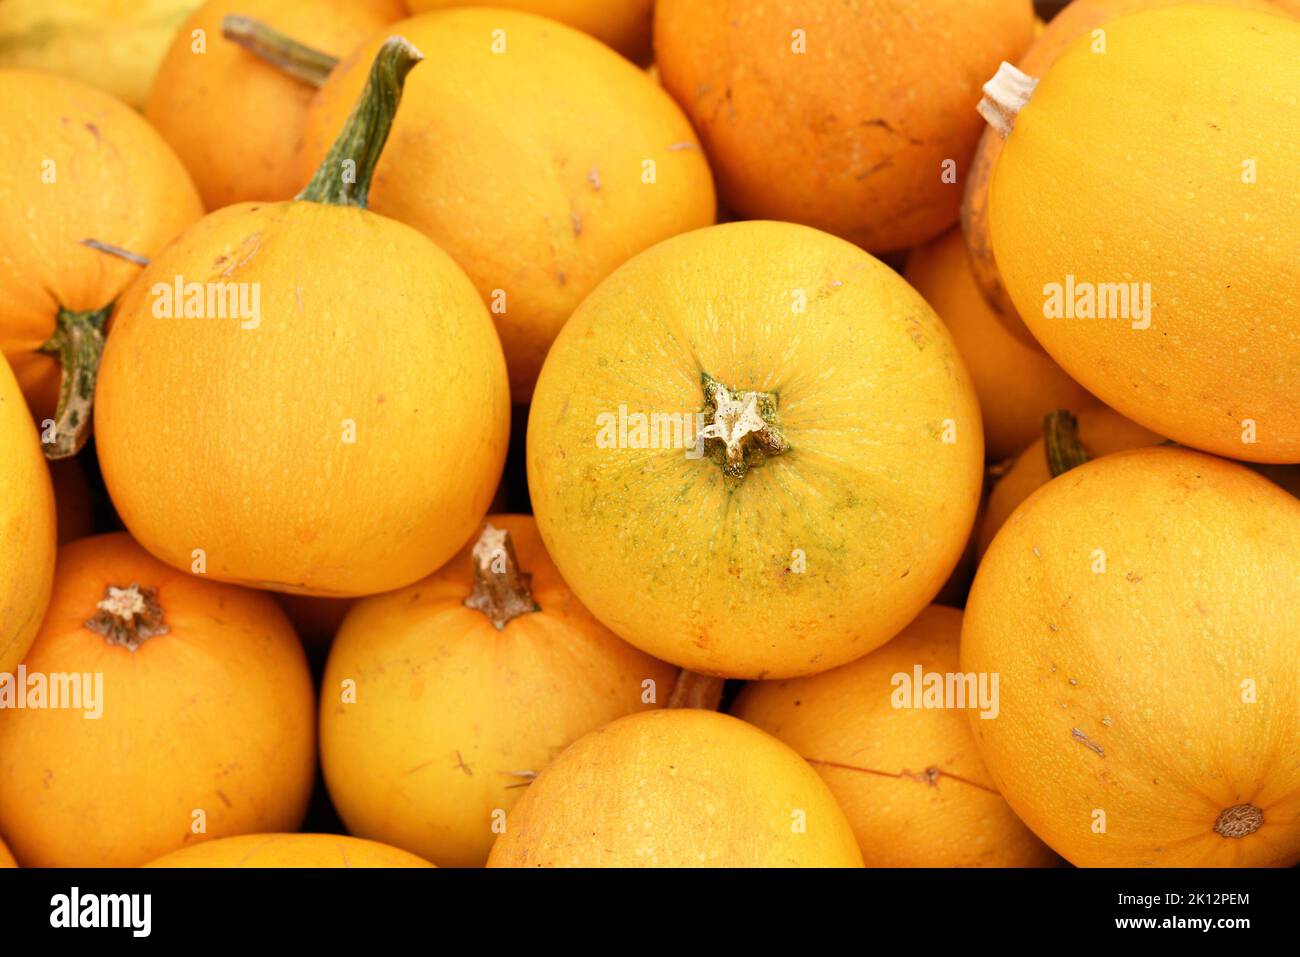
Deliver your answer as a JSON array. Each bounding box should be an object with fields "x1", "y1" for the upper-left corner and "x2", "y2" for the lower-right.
[
  {"x1": 735, "y1": 606, "x2": 1059, "y2": 867},
  {"x1": 321, "y1": 515, "x2": 676, "y2": 867},
  {"x1": 146, "y1": 0, "x2": 404, "y2": 210},
  {"x1": 961, "y1": 0, "x2": 1290, "y2": 333},
  {"x1": 905, "y1": 228, "x2": 1093, "y2": 460},
  {"x1": 978, "y1": 406, "x2": 1160, "y2": 556},
  {"x1": 297, "y1": 8, "x2": 715, "y2": 400},
  {"x1": 0, "y1": 355, "x2": 56, "y2": 676},
  {"x1": 403, "y1": 0, "x2": 654, "y2": 62},
  {"x1": 528, "y1": 220, "x2": 984, "y2": 679},
  {"x1": 96, "y1": 39, "x2": 510, "y2": 596},
  {"x1": 0, "y1": 532, "x2": 316, "y2": 867},
  {"x1": 0, "y1": 835, "x2": 15, "y2": 868},
  {"x1": 963, "y1": 447, "x2": 1300, "y2": 866},
  {"x1": 982, "y1": 5, "x2": 1300, "y2": 462},
  {"x1": 144, "y1": 833, "x2": 434, "y2": 868},
  {"x1": 486, "y1": 709, "x2": 864, "y2": 867},
  {"x1": 0, "y1": 70, "x2": 202, "y2": 457},
  {"x1": 654, "y1": 0, "x2": 1035, "y2": 253}
]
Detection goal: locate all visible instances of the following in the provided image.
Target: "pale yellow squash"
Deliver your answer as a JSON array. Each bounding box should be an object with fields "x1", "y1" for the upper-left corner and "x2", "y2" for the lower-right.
[{"x1": 528, "y1": 220, "x2": 983, "y2": 679}]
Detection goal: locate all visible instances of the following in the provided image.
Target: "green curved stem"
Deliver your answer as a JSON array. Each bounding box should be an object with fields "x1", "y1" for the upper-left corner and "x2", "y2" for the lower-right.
[
  {"x1": 296, "y1": 36, "x2": 423, "y2": 209},
  {"x1": 221, "y1": 15, "x2": 339, "y2": 88},
  {"x1": 1043, "y1": 410, "x2": 1089, "y2": 478},
  {"x1": 37, "y1": 303, "x2": 113, "y2": 460}
]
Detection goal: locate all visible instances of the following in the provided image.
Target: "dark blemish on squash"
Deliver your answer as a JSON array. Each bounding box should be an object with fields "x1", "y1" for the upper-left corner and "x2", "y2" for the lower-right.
[
  {"x1": 1126, "y1": 571, "x2": 1143, "y2": 583},
  {"x1": 1071, "y1": 727, "x2": 1105, "y2": 757},
  {"x1": 571, "y1": 213, "x2": 582, "y2": 237},
  {"x1": 557, "y1": 272, "x2": 566, "y2": 286},
  {"x1": 216, "y1": 790, "x2": 232, "y2": 808},
  {"x1": 452, "y1": 751, "x2": 473, "y2": 777},
  {"x1": 84, "y1": 122, "x2": 101, "y2": 142},
  {"x1": 376, "y1": 394, "x2": 385, "y2": 404},
  {"x1": 899, "y1": 568, "x2": 910, "y2": 579}
]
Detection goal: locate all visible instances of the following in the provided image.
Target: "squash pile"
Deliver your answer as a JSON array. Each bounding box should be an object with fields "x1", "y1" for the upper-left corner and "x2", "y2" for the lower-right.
[{"x1": 0, "y1": 0, "x2": 1296, "y2": 871}]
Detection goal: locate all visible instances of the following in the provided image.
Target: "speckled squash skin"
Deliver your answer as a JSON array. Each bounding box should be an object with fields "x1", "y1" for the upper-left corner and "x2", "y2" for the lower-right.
[
  {"x1": 988, "y1": 6, "x2": 1300, "y2": 462},
  {"x1": 905, "y1": 228, "x2": 1092, "y2": 460},
  {"x1": 403, "y1": 0, "x2": 654, "y2": 62},
  {"x1": 486, "y1": 709, "x2": 864, "y2": 867},
  {"x1": 978, "y1": 405, "x2": 1161, "y2": 556},
  {"x1": 0, "y1": 69, "x2": 202, "y2": 425},
  {"x1": 320, "y1": 515, "x2": 676, "y2": 868},
  {"x1": 144, "y1": 833, "x2": 434, "y2": 867},
  {"x1": 297, "y1": 9, "x2": 715, "y2": 400},
  {"x1": 528, "y1": 221, "x2": 983, "y2": 679},
  {"x1": 0, "y1": 355, "x2": 56, "y2": 676},
  {"x1": 961, "y1": 0, "x2": 1290, "y2": 335},
  {"x1": 146, "y1": 0, "x2": 405, "y2": 210},
  {"x1": 0, "y1": 533, "x2": 316, "y2": 868},
  {"x1": 95, "y1": 199, "x2": 510, "y2": 596},
  {"x1": 736, "y1": 606, "x2": 1059, "y2": 867},
  {"x1": 963, "y1": 448, "x2": 1300, "y2": 866},
  {"x1": 654, "y1": 0, "x2": 1035, "y2": 253}
]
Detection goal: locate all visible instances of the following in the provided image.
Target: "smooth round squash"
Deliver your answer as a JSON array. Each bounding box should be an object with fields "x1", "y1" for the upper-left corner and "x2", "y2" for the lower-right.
[
  {"x1": 146, "y1": 0, "x2": 404, "y2": 210},
  {"x1": 984, "y1": 5, "x2": 1300, "y2": 462},
  {"x1": 0, "y1": 355, "x2": 56, "y2": 676},
  {"x1": 905, "y1": 228, "x2": 1093, "y2": 460},
  {"x1": 0, "y1": 532, "x2": 316, "y2": 868},
  {"x1": 963, "y1": 447, "x2": 1300, "y2": 866},
  {"x1": 404, "y1": 0, "x2": 654, "y2": 62},
  {"x1": 321, "y1": 514, "x2": 675, "y2": 867},
  {"x1": 297, "y1": 8, "x2": 715, "y2": 401},
  {"x1": 962, "y1": 0, "x2": 1290, "y2": 334},
  {"x1": 735, "y1": 606, "x2": 1059, "y2": 867},
  {"x1": 0, "y1": 69, "x2": 202, "y2": 456},
  {"x1": 654, "y1": 0, "x2": 1035, "y2": 253},
  {"x1": 144, "y1": 833, "x2": 434, "y2": 868},
  {"x1": 0, "y1": 0, "x2": 201, "y2": 108},
  {"x1": 0, "y1": 836, "x2": 14, "y2": 868},
  {"x1": 97, "y1": 39, "x2": 510, "y2": 596},
  {"x1": 978, "y1": 405, "x2": 1160, "y2": 556},
  {"x1": 486, "y1": 709, "x2": 864, "y2": 867},
  {"x1": 528, "y1": 221, "x2": 984, "y2": 679}
]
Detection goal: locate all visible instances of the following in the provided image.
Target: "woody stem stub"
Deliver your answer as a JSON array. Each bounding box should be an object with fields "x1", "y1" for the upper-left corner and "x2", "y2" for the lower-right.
[
  {"x1": 698, "y1": 372, "x2": 789, "y2": 479},
  {"x1": 464, "y1": 524, "x2": 540, "y2": 630},
  {"x1": 978, "y1": 61, "x2": 1039, "y2": 139},
  {"x1": 84, "y1": 584, "x2": 169, "y2": 650}
]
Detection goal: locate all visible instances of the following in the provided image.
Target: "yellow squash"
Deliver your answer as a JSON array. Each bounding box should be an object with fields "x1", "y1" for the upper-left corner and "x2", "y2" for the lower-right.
[
  {"x1": 144, "y1": 833, "x2": 434, "y2": 867},
  {"x1": 736, "y1": 606, "x2": 1058, "y2": 867},
  {"x1": 321, "y1": 515, "x2": 676, "y2": 867},
  {"x1": 961, "y1": 0, "x2": 1291, "y2": 332},
  {"x1": 297, "y1": 8, "x2": 715, "y2": 400},
  {"x1": 528, "y1": 220, "x2": 983, "y2": 679},
  {"x1": 486, "y1": 709, "x2": 864, "y2": 867},
  {"x1": 905, "y1": 228, "x2": 1092, "y2": 460},
  {"x1": 0, "y1": 355, "x2": 56, "y2": 676},
  {"x1": 963, "y1": 448, "x2": 1300, "y2": 866},
  {"x1": 985, "y1": 5, "x2": 1300, "y2": 462},
  {"x1": 0, "y1": 0, "x2": 202, "y2": 108},
  {"x1": 96, "y1": 38, "x2": 510, "y2": 596}
]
